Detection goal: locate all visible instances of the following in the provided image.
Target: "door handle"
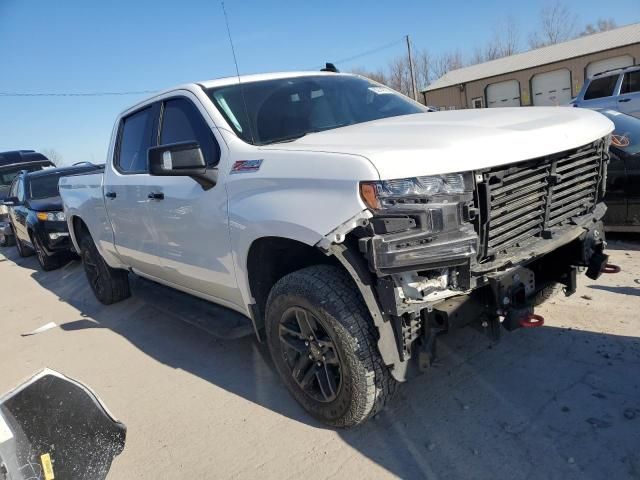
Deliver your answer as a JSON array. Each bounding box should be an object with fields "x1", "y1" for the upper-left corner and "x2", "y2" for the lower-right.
[
  {"x1": 148, "y1": 192, "x2": 164, "y2": 200},
  {"x1": 105, "y1": 191, "x2": 117, "y2": 199},
  {"x1": 618, "y1": 98, "x2": 631, "y2": 103}
]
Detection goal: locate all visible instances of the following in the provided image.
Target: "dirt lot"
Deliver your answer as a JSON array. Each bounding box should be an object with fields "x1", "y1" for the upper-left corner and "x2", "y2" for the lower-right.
[{"x1": 1, "y1": 236, "x2": 639, "y2": 479}]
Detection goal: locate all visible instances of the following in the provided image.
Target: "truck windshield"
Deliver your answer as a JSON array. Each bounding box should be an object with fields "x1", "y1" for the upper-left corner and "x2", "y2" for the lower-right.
[{"x1": 206, "y1": 75, "x2": 426, "y2": 145}]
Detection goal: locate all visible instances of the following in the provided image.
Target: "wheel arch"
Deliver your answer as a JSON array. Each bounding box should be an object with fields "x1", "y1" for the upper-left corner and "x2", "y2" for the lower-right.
[{"x1": 245, "y1": 236, "x2": 341, "y2": 336}]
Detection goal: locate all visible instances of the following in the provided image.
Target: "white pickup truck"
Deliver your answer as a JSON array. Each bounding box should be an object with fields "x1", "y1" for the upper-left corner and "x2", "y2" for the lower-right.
[{"x1": 60, "y1": 71, "x2": 615, "y2": 427}]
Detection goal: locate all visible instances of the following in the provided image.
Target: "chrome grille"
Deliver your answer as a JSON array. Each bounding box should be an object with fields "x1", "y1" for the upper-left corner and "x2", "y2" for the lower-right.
[{"x1": 477, "y1": 139, "x2": 605, "y2": 260}]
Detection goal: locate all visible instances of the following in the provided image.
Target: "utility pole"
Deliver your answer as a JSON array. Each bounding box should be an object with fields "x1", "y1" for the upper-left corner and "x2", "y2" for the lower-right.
[{"x1": 406, "y1": 34, "x2": 418, "y2": 101}]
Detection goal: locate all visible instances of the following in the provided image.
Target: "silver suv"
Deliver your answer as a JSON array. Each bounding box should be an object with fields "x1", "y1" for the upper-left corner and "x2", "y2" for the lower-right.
[{"x1": 574, "y1": 65, "x2": 640, "y2": 118}]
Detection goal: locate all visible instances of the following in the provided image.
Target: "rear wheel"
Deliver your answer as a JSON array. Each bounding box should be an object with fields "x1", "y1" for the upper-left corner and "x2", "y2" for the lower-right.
[
  {"x1": 32, "y1": 234, "x2": 61, "y2": 271},
  {"x1": 265, "y1": 265, "x2": 396, "y2": 428},
  {"x1": 0, "y1": 232, "x2": 15, "y2": 247},
  {"x1": 80, "y1": 234, "x2": 130, "y2": 305}
]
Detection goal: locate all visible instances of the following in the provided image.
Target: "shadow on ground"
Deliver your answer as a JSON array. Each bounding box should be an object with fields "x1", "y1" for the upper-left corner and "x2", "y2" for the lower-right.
[{"x1": 6, "y1": 247, "x2": 640, "y2": 480}]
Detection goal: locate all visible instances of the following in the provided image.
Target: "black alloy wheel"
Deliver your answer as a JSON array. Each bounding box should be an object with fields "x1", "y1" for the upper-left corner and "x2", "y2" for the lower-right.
[
  {"x1": 278, "y1": 306, "x2": 343, "y2": 403},
  {"x1": 82, "y1": 245, "x2": 105, "y2": 299}
]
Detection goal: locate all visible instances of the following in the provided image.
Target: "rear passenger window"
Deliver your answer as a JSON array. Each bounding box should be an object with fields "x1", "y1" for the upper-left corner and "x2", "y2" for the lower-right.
[
  {"x1": 621, "y1": 71, "x2": 640, "y2": 95},
  {"x1": 584, "y1": 75, "x2": 618, "y2": 100},
  {"x1": 116, "y1": 107, "x2": 154, "y2": 173},
  {"x1": 160, "y1": 98, "x2": 220, "y2": 166}
]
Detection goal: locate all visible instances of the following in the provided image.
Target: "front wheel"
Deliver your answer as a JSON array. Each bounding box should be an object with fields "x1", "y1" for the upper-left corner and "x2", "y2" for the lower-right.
[
  {"x1": 32, "y1": 234, "x2": 61, "y2": 271},
  {"x1": 265, "y1": 265, "x2": 396, "y2": 428},
  {"x1": 15, "y1": 230, "x2": 33, "y2": 257},
  {"x1": 80, "y1": 234, "x2": 131, "y2": 305}
]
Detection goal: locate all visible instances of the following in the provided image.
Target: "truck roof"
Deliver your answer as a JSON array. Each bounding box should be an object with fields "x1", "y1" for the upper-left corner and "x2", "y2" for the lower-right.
[
  {"x1": 123, "y1": 71, "x2": 354, "y2": 114},
  {"x1": 0, "y1": 150, "x2": 49, "y2": 167}
]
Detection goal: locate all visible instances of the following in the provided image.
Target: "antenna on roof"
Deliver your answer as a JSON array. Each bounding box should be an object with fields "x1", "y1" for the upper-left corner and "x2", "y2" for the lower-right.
[{"x1": 220, "y1": 1, "x2": 256, "y2": 144}]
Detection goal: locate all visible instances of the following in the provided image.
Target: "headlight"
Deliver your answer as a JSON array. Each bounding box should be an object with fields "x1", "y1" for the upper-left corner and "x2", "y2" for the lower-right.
[
  {"x1": 0, "y1": 205, "x2": 8, "y2": 215},
  {"x1": 36, "y1": 211, "x2": 66, "y2": 222},
  {"x1": 360, "y1": 172, "x2": 472, "y2": 210}
]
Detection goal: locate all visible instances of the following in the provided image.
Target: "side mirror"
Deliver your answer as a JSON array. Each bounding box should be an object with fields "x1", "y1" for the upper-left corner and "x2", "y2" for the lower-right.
[
  {"x1": 148, "y1": 142, "x2": 217, "y2": 189},
  {"x1": 2, "y1": 196, "x2": 20, "y2": 207}
]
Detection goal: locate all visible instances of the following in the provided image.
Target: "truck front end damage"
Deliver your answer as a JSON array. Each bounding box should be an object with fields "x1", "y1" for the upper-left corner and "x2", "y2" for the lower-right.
[{"x1": 321, "y1": 137, "x2": 616, "y2": 382}]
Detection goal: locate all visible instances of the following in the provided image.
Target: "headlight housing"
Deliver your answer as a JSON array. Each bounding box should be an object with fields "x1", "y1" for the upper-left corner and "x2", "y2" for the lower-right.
[
  {"x1": 359, "y1": 172, "x2": 477, "y2": 273},
  {"x1": 37, "y1": 211, "x2": 66, "y2": 222},
  {"x1": 0, "y1": 204, "x2": 8, "y2": 215},
  {"x1": 360, "y1": 172, "x2": 473, "y2": 210}
]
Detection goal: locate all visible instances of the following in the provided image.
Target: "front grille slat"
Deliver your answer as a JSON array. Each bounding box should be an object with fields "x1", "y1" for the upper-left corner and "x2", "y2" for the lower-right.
[{"x1": 478, "y1": 140, "x2": 604, "y2": 260}]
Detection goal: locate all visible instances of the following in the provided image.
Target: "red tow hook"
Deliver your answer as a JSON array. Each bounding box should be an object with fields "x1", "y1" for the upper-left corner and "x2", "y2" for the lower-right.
[
  {"x1": 601, "y1": 263, "x2": 621, "y2": 274},
  {"x1": 519, "y1": 313, "x2": 545, "y2": 328}
]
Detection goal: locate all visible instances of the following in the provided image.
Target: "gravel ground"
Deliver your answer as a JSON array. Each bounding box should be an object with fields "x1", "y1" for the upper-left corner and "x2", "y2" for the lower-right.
[{"x1": 0, "y1": 236, "x2": 639, "y2": 479}]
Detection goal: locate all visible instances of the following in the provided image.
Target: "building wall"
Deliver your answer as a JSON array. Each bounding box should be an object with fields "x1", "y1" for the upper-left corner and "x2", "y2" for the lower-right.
[{"x1": 423, "y1": 44, "x2": 640, "y2": 109}]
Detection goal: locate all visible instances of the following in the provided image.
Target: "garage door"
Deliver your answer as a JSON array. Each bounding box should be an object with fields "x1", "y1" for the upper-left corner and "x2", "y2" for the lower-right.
[
  {"x1": 532, "y1": 69, "x2": 572, "y2": 106},
  {"x1": 586, "y1": 55, "x2": 634, "y2": 78},
  {"x1": 486, "y1": 80, "x2": 520, "y2": 107}
]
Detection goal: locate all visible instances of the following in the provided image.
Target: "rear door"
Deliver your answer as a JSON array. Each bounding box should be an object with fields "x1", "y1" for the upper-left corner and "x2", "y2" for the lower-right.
[
  {"x1": 146, "y1": 94, "x2": 242, "y2": 308},
  {"x1": 103, "y1": 104, "x2": 165, "y2": 278},
  {"x1": 617, "y1": 70, "x2": 640, "y2": 119}
]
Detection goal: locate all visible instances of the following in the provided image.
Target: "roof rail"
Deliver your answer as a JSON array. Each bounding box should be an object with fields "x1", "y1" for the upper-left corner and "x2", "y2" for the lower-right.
[{"x1": 593, "y1": 64, "x2": 638, "y2": 77}]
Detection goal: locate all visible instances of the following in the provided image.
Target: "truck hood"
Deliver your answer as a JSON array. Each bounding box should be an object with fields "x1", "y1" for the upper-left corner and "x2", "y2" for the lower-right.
[
  {"x1": 28, "y1": 196, "x2": 62, "y2": 212},
  {"x1": 260, "y1": 107, "x2": 614, "y2": 179}
]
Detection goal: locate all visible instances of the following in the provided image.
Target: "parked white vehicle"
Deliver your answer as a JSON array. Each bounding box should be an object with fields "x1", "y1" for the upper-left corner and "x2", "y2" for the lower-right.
[{"x1": 60, "y1": 71, "x2": 615, "y2": 427}]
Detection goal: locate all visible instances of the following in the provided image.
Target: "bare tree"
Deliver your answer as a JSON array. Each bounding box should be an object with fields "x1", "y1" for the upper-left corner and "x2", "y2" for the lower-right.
[
  {"x1": 431, "y1": 50, "x2": 463, "y2": 80},
  {"x1": 528, "y1": 1, "x2": 578, "y2": 49},
  {"x1": 580, "y1": 18, "x2": 617, "y2": 36},
  {"x1": 41, "y1": 148, "x2": 62, "y2": 166},
  {"x1": 350, "y1": 67, "x2": 388, "y2": 85},
  {"x1": 467, "y1": 16, "x2": 520, "y2": 65},
  {"x1": 413, "y1": 49, "x2": 432, "y2": 92},
  {"x1": 387, "y1": 55, "x2": 413, "y2": 96}
]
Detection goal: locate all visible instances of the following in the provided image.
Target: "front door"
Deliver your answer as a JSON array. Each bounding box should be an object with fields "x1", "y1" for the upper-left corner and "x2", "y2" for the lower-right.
[
  {"x1": 146, "y1": 95, "x2": 242, "y2": 308},
  {"x1": 103, "y1": 104, "x2": 165, "y2": 278}
]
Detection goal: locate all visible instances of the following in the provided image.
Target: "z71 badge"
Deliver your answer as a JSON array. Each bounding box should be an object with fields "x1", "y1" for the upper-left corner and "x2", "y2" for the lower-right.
[{"x1": 230, "y1": 159, "x2": 263, "y2": 174}]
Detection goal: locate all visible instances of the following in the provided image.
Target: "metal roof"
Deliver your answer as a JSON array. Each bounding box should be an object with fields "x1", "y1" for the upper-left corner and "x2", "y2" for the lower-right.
[{"x1": 424, "y1": 22, "x2": 640, "y2": 92}]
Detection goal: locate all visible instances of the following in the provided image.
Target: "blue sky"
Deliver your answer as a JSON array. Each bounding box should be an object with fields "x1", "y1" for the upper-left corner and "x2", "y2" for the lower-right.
[{"x1": 1, "y1": 0, "x2": 638, "y2": 164}]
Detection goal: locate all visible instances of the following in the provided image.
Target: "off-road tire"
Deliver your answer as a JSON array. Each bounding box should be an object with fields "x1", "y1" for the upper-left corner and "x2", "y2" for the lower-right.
[
  {"x1": 265, "y1": 265, "x2": 397, "y2": 428},
  {"x1": 532, "y1": 283, "x2": 563, "y2": 306},
  {"x1": 32, "y1": 234, "x2": 61, "y2": 271},
  {"x1": 80, "y1": 234, "x2": 130, "y2": 305}
]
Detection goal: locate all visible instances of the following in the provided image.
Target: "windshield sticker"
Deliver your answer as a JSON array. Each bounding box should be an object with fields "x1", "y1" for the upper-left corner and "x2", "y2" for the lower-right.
[
  {"x1": 231, "y1": 159, "x2": 263, "y2": 174},
  {"x1": 368, "y1": 86, "x2": 393, "y2": 95}
]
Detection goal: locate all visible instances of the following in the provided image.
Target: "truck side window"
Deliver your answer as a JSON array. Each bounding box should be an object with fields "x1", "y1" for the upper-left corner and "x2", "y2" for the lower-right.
[
  {"x1": 116, "y1": 107, "x2": 154, "y2": 173},
  {"x1": 621, "y1": 71, "x2": 640, "y2": 95},
  {"x1": 583, "y1": 75, "x2": 618, "y2": 100},
  {"x1": 160, "y1": 98, "x2": 220, "y2": 166}
]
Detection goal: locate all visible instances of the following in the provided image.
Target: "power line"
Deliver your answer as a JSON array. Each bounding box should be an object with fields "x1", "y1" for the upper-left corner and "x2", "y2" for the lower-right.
[
  {"x1": 0, "y1": 90, "x2": 158, "y2": 97},
  {"x1": 310, "y1": 37, "x2": 405, "y2": 70}
]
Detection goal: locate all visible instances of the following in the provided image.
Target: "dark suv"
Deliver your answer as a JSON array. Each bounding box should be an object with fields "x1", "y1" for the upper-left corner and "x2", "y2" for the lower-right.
[
  {"x1": 0, "y1": 151, "x2": 54, "y2": 247},
  {"x1": 3, "y1": 164, "x2": 100, "y2": 269}
]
